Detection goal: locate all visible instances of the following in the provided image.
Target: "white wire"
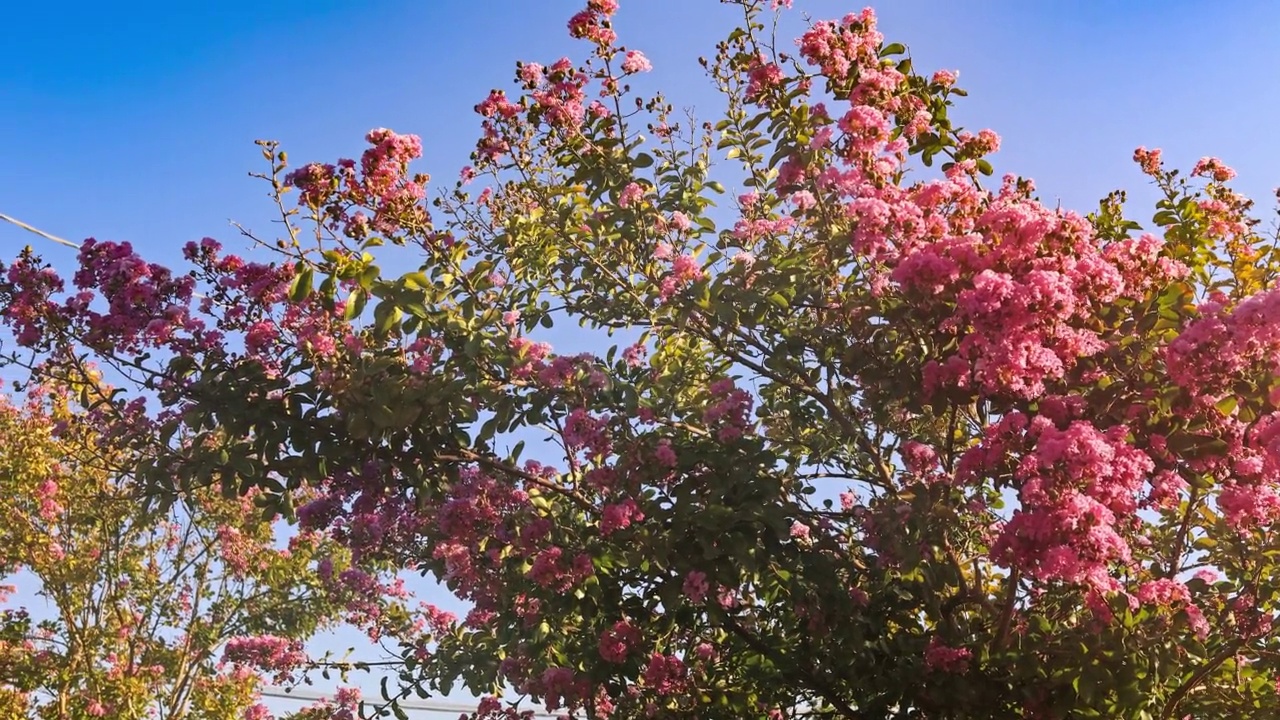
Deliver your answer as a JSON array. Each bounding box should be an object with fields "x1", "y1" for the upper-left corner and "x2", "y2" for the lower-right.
[
  {"x1": 258, "y1": 686, "x2": 572, "y2": 718},
  {"x1": 0, "y1": 212, "x2": 78, "y2": 249}
]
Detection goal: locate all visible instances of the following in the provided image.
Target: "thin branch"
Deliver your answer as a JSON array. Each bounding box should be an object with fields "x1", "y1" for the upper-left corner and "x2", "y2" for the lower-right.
[
  {"x1": 1167, "y1": 487, "x2": 1201, "y2": 579},
  {"x1": 991, "y1": 567, "x2": 1020, "y2": 653},
  {"x1": 440, "y1": 448, "x2": 594, "y2": 512},
  {"x1": 1161, "y1": 639, "x2": 1243, "y2": 718}
]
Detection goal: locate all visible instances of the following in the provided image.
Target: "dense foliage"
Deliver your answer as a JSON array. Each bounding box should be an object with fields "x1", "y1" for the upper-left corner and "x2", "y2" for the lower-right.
[
  {"x1": 0, "y1": 377, "x2": 398, "y2": 718},
  {"x1": 5, "y1": 1, "x2": 1280, "y2": 717}
]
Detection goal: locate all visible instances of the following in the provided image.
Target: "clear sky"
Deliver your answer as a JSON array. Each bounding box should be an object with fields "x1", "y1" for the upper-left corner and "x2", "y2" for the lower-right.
[{"x1": 4, "y1": 0, "x2": 1280, "y2": 716}]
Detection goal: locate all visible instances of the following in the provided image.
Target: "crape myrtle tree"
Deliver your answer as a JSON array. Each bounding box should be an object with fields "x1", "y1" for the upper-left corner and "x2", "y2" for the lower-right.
[
  {"x1": 0, "y1": 376, "x2": 416, "y2": 718},
  {"x1": 4, "y1": 0, "x2": 1280, "y2": 717}
]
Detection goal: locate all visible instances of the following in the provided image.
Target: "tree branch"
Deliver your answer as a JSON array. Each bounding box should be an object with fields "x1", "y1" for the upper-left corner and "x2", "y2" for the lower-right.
[
  {"x1": 719, "y1": 614, "x2": 864, "y2": 720},
  {"x1": 1161, "y1": 639, "x2": 1243, "y2": 718}
]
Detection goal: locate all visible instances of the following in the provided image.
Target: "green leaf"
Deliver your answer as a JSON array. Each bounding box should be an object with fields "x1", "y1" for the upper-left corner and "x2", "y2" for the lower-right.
[
  {"x1": 373, "y1": 302, "x2": 402, "y2": 336},
  {"x1": 1215, "y1": 395, "x2": 1239, "y2": 416},
  {"x1": 344, "y1": 289, "x2": 368, "y2": 320},
  {"x1": 290, "y1": 265, "x2": 313, "y2": 302},
  {"x1": 403, "y1": 271, "x2": 431, "y2": 291}
]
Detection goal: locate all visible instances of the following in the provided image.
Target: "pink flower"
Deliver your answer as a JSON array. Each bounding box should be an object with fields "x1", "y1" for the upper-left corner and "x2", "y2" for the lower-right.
[
  {"x1": 838, "y1": 105, "x2": 890, "y2": 153},
  {"x1": 518, "y1": 62, "x2": 545, "y2": 86},
  {"x1": 600, "y1": 499, "x2": 643, "y2": 535},
  {"x1": 901, "y1": 441, "x2": 938, "y2": 475},
  {"x1": 924, "y1": 638, "x2": 972, "y2": 673},
  {"x1": 1135, "y1": 579, "x2": 1189, "y2": 607},
  {"x1": 598, "y1": 620, "x2": 641, "y2": 663},
  {"x1": 568, "y1": 8, "x2": 617, "y2": 45},
  {"x1": 702, "y1": 378, "x2": 753, "y2": 442},
  {"x1": 1191, "y1": 156, "x2": 1237, "y2": 182},
  {"x1": 527, "y1": 546, "x2": 594, "y2": 591},
  {"x1": 1134, "y1": 146, "x2": 1163, "y2": 176},
  {"x1": 654, "y1": 438, "x2": 677, "y2": 467},
  {"x1": 243, "y1": 704, "x2": 272, "y2": 720},
  {"x1": 745, "y1": 56, "x2": 785, "y2": 101},
  {"x1": 618, "y1": 182, "x2": 644, "y2": 208},
  {"x1": 659, "y1": 253, "x2": 706, "y2": 301},
  {"x1": 621, "y1": 50, "x2": 653, "y2": 74},
  {"x1": 790, "y1": 190, "x2": 816, "y2": 210},
  {"x1": 222, "y1": 635, "x2": 309, "y2": 683},
  {"x1": 1193, "y1": 569, "x2": 1219, "y2": 584},
  {"x1": 643, "y1": 653, "x2": 687, "y2": 695},
  {"x1": 623, "y1": 342, "x2": 647, "y2": 367},
  {"x1": 34, "y1": 479, "x2": 61, "y2": 521},
  {"x1": 683, "y1": 570, "x2": 709, "y2": 603}
]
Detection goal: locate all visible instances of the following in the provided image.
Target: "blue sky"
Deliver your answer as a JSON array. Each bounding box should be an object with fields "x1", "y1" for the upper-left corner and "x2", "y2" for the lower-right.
[{"x1": 4, "y1": 0, "x2": 1280, "y2": 715}]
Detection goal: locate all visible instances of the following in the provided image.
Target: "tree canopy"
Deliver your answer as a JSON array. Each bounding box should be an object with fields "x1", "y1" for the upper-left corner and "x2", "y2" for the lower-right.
[{"x1": 5, "y1": 1, "x2": 1280, "y2": 718}]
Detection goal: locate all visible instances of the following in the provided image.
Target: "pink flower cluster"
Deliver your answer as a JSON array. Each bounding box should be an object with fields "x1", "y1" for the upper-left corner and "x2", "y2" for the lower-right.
[
  {"x1": 531, "y1": 58, "x2": 590, "y2": 130},
  {"x1": 563, "y1": 407, "x2": 613, "y2": 459},
  {"x1": 1134, "y1": 578, "x2": 1209, "y2": 638},
  {"x1": 527, "y1": 546, "x2": 594, "y2": 592},
  {"x1": 221, "y1": 635, "x2": 309, "y2": 684},
  {"x1": 621, "y1": 50, "x2": 652, "y2": 74},
  {"x1": 682, "y1": 570, "x2": 710, "y2": 603},
  {"x1": 1, "y1": 253, "x2": 64, "y2": 346},
  {"x1": 526, "y1": 666, "x2": 589, "y2": 712},
  {"x1": 1167, "y1": 288, "x2": 1280, "y2": 399},
  {"x1": 1213, "y1": 412, "x2": 1280, "y2": 528},
  {"x1": 968, "y1": 412, "x2": 1154, "y2": 591},
  {"x1": 923, "y1": 638, "x2": 971, "y2": 673},
  {"x1": 702, "y1": 378, "x2": 754, "y2": 442},
  {"x1": 892, "y1": 179, "x2": 1186, "y2": 400},
  {"x1": 285, "y1": 128, "x2": 430, "y2": 236},
  {"x1": 598, "y1": 619, "x2": 641, "y2": 663},
  {"x1": 797, "y1": 9, "x2": 884, "y2": 89},
  {"x1": 567, "y1": 0, "x2": 618, "y2": 47},
  {"x1": 745, "y1": 54, "x2": 785, "y2": 103},
  {"x1": 599, "y1": 498, "x2": 643, "y2": 535},
  {"x1": 1133, "y1": 146, "x2": 1164, "y2": 176},
  {"x1": 66, "y1": 239, "x2": 199, "y2": 352},
  {"x1": 1191, "y1": 156, "x2": 1236, "y2": 182},
  {"x1": 643, "y1": 653, "x2": 687, "y2": 695},
  {"x1": 33, "y1": 478, "x2": 62, "y2": 522}
]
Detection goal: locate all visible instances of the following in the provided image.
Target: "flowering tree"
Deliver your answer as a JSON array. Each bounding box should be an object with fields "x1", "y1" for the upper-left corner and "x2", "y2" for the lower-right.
[
  {"x1": 0, "y1": 379, "x2": 399, "y2": 719},
  {"x1": 6, "y1": 0, "x2": 1280, "y2": 717}
]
